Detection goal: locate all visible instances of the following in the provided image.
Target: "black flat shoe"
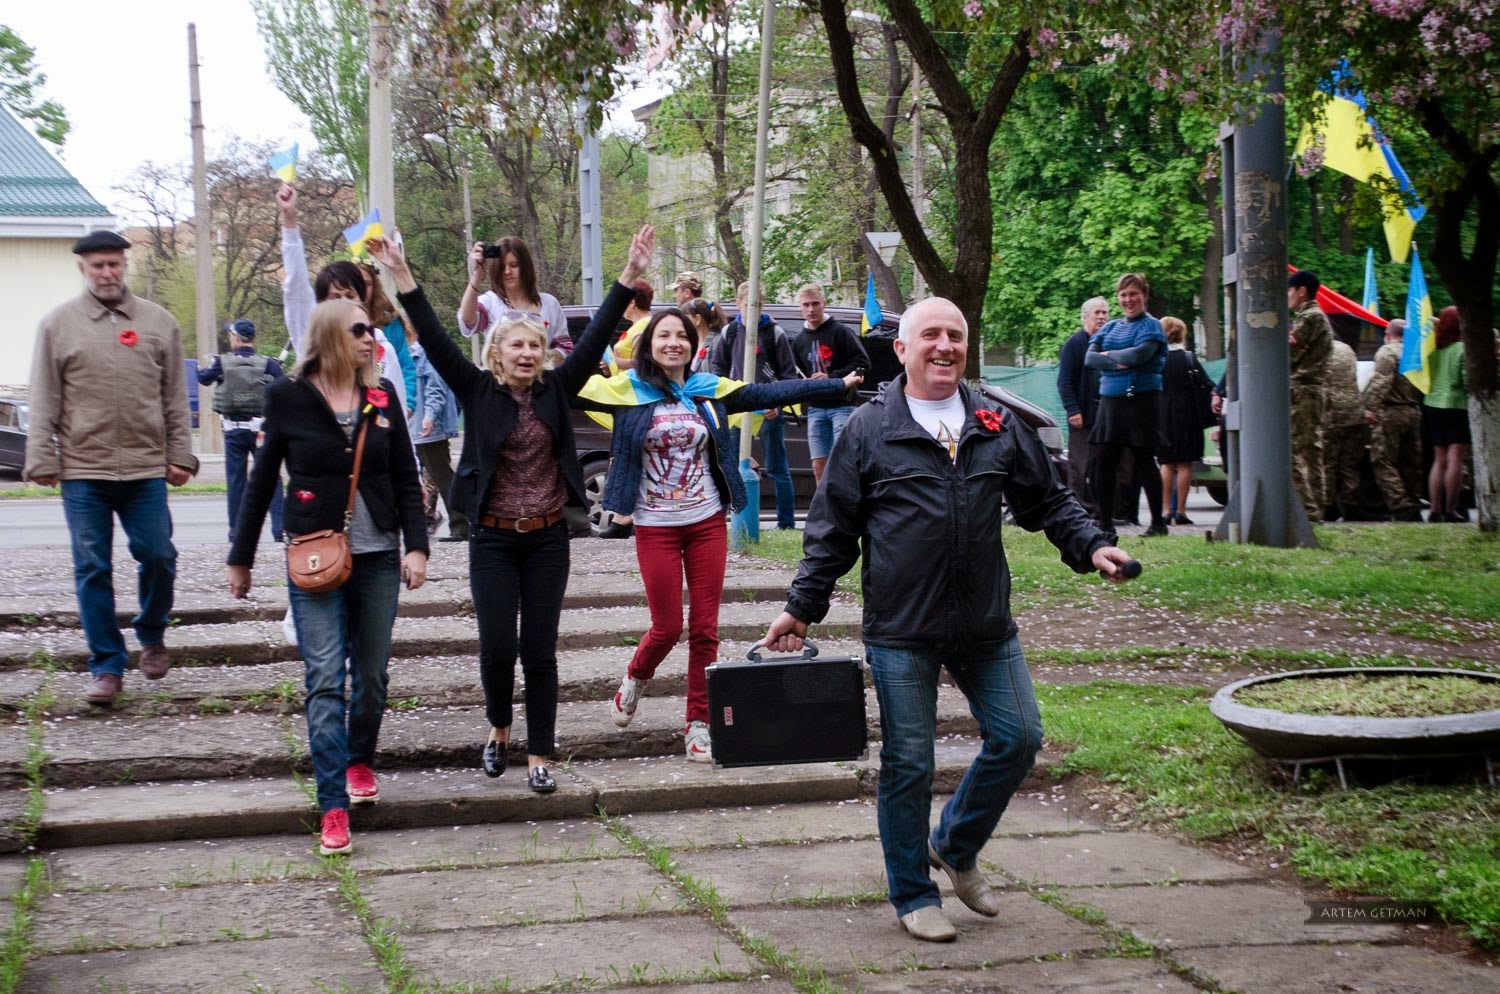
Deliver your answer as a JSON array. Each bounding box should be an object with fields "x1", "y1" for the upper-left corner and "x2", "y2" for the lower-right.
[
  {"x1": 528, "y1": 765, "x2": 557, "y2": 793},
  {"x1": 1173, "y1": 514, "x2": 1194, "y2": 526},
  {"x1": 482, "y1": 740, "x2": 507, "y2": 778},
  {"x1": 598, "y1": 521, "x2": 634, "y2": 539}
]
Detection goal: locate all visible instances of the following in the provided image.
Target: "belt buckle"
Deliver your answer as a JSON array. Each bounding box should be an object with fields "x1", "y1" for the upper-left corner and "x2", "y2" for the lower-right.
[{"x1": 514, "y1": 516, "x2": 538, "y2": 533}]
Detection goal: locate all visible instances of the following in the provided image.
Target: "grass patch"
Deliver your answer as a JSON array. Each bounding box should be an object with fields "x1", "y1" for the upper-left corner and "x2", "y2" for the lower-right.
[
  {"x1": 1234, "y1": 672, "x2": 1500, "y2": 717},
  {"x1": 0, "y1": 660, "x2": 58, "y2": 993},
  {"x1": 1038, "y1": 679, "x2": 1500, "y2": 950},
  {"x1": 0, "y1": 483, "x2": 227, "y2": 500}
]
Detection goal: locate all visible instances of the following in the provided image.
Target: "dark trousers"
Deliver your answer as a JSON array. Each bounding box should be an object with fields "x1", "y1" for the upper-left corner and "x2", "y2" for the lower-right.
[
  {"x1": 470, "y1": 521, "x2": 569, "y2": 755},
  {"x1": 1065, "y1": 425, "x2": 1093, "y2": 512},
  {"x1": 417, "y1": 439, "x2": 467, "y2": 539},
  {"x1": 225, "y1": 427, "x2": 283, "y2": 543},
  {"x1": 1091, "y1": 442, "x2": 1161, "y2": 530}
]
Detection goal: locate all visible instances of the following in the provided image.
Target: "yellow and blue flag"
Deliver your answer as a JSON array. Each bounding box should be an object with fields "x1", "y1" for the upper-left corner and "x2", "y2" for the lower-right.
[
  {"x1": 1295, "y1": 61, "x2": 1425, "y2": 263},
  {"x1": 342, "y1": 208, "x2": 382, "y2": 259},
  {"x1": 860, "y1": 273, "x2": 882, "y2": 335},
  {"x1": 1362, "y1": 247, "x2": 1378, "y2": 313},
  {"x1": 1398, "y1": 246, "x2": 1435, "y2": 394},
  {"x1": 269, "y1": 144, "x2": 299, "y2": 184},
  {"x1": 577, "y1": 369, "x2": 748, "y2": 430}
]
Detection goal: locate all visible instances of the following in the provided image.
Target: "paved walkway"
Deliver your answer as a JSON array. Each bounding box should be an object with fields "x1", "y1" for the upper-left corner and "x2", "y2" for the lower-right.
[{"x1": 0, "y1": 536, "x2": 1491, "y2": 993}]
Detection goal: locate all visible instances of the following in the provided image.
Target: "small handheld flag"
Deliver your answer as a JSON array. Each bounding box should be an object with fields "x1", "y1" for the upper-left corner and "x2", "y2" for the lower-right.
[
  {"x1": 269, "y1": 144, "x2": 299, "y2": 184},
  {"x1": 1398, "y1": 245, "x2": 1434, "y2": 394},
  {"x1": 860, "y1": 273, "x2": 882, "y2": 335},
  {"x1": 342, "y1": 208, "x2": 383, "y2": 259},
  {"x1": 1362, "y1": 247, "x2": 1378, "y2": 314}
]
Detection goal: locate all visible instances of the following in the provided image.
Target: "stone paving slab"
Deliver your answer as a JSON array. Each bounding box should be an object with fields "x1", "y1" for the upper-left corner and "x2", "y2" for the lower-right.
[
  {"x1": 47, "y1": 835, "x2": 320, "y2": 892},
  {"x1": 0, "y1": 856, "x2": 28, "y2": 897},
  {"x1": 351, "y1": 818, "x2": 629, "y2": 874},
  {"x1": 0, "y1": 670, "x2": 44, "y2": 709},
  {"x1": 629, "y1": 983, "x2": 797, "y2": 994},
  {"x1": 30, "y1": 877, "x2": 359, "y2": 954},
  {"x1": 855, "y1": 737, "x2": 1069, "y2": 797},
  {"x1": 728, "y1": 893, "x2": 1108, "y2": 974},
  {"x1": 0, "y1": 793, "x2": 29, "y2": 853},
  {"x1": 41, "y1": 776, "x2": 318, "y2": 848},
  {"x1": 1175, "y1": 942, "x2": 1500, "y2": 994},
  {"x1": 41, "y1": 711, "x2": 290, "y2": 787},
  {"x1": 847, "y1": 959, "x2": 1209, "y2": 994},
  {"x1": 981, "y1": 829, "x2": 1259, "y2": 888},
  {"x1": 1059, "y1": 881, "x2": 1406, "y2": 948},
  {"x1": 674, "y1": 839, "x2": 889, "y2": 906},
  {"x1": 400, "y1": 915, "x2": 756, "y2": 990},
  {"x1": 18, "y1": 934, "x2": 386, "y2": 994},
  {"x1": 580, "y1": 754, "x2": 864, "y2": 816},
  {"x1": 0, "y1": 723, "x2": 29, "y2": 789},
  {"x1": 44, "y1": 661, "x2": 306, "y2": 717},
  {"x1": 362, "y1": 856, "x2": 686, "y2": 932}
]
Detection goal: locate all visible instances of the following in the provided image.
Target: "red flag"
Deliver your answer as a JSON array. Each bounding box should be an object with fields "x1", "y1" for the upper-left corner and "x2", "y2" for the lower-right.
[{"x1": 1288, "y1": 264, "x2": 1384, "y2": 325}]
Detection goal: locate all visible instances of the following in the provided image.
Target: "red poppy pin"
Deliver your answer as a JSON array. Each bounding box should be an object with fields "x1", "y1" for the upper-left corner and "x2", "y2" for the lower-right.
[
  {"x1": 697, "y1": 347, "x2": 707, "y2": 360},
  {"x1": 376, "y1": 344, "x2": 386, "y2": 362},
  {"x1": 366, "y1": 388, "x2": 389, "y2": 409},
  {"x1": 119, "y1": 330, "x2": 138, "y2": 347},
  {"x1": 975, "y1": 408, "x2": 1004, "y2": 432},
  {"x1": 296, "y1": 489, "x2": 316, "y2": 503},
  {"x1": 818, "y1": 344, "x2": 833, "y2": 362}
]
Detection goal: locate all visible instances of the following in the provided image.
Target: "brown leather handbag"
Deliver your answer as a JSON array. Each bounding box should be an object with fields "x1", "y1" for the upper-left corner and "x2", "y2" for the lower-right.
[{"x1": 286, "y1": 418, "x2": 369, "y2": 594}]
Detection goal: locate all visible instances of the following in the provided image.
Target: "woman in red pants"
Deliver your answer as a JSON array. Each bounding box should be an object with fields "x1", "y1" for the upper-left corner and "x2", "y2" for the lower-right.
[{"x1": 580, "y1": 309, "x2": 861, "y2": 761}]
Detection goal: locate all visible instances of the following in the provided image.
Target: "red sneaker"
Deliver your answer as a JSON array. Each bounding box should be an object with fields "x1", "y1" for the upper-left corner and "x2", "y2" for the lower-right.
[
  {"x1": 346, "y1": 763, "x2": 378, "y2": 804},
  {"x1": 319, "y1": 808, "x2": 352, "y2": 855}
]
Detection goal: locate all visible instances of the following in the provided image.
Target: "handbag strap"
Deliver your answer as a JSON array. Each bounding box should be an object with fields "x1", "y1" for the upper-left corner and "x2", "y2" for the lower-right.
[{"x1": 343, "y1": 413, "x2": 371, "y2": 532}]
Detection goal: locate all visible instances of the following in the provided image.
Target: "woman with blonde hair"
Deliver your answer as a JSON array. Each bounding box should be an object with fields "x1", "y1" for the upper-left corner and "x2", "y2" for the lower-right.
[
  {"x1": 370, "y1": 226, "x2": 655, "y2": 791},
  {"x1": 1154, "y1": 316, "x2": 1205, "y2": 525},
  {"x1": 227, "y1": 297, "x2": 429, "y2": 856}
]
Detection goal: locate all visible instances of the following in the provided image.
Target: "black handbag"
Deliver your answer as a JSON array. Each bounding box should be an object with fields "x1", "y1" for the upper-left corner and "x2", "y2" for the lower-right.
[{"x1": 1187, "y1": 353, "x2": 1218, "y2": 429}]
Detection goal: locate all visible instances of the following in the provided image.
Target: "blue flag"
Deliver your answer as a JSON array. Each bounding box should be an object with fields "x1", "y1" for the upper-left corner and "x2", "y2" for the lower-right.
[
  {"x1": 860, "y1": 273, "x2": 882, "y2": 335},
  {"x1": 1399, "y1": 247, "x2": 1434, "y2": 394},
  {"x1": 1362, "y1": 247, "x2": 1378, "y2": 314}
]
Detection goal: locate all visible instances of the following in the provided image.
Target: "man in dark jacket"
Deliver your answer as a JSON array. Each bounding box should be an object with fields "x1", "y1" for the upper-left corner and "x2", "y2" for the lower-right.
[
  {"x1": 1055, "y1": 296, "x2": 1109, "y2": 511},
  {"x1": 199, "y1": 319, "x2": 285, "y2": 545},
  {"x1": 710, "y1": 281, "x2": 801, "y2": 529},
  {"x1": 759, "y1": 297, "x2": 1132, "y2": 943},
  {"x1": 792, "y1": 283, "x2": 869, "y2": 485}
]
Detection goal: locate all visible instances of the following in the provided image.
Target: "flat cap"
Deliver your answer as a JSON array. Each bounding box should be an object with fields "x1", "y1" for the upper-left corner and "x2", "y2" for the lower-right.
[
  {"x1": 671, "y1": 271, "x2": 703, "y2": 293},
  {"x1": 72, "y1": 230, "x2": 131, "y2": 254},
  {"x1": 228, "y1": 319, "x2": 256, "y2": 339}
]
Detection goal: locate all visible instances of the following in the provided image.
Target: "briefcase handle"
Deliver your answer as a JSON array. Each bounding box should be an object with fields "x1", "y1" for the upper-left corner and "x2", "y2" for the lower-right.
[{"x1": 746, "y1": 639, "x2": 819, "y2": 663}]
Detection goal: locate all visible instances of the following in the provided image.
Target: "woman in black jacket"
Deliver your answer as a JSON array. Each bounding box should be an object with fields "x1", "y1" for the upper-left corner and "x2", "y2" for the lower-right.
[
  {"x1": 368, "y1": 227, "x2": 653, "y2": 792},
  {"x1": 227, "y1": 298, "x2": 429, "y2": 856}
]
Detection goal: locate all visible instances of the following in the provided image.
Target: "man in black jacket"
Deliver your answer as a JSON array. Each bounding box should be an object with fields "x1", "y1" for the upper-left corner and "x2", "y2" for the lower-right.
[
  {"x1": 1056, "y1": 296, "x2": 1109, "y2": 511},
  {"x1": 759, "y1": 297, "x2": 1132, "y2": 943},
  {"x1": 791, "y1": 283, "x2": 869, "y2": 485}
]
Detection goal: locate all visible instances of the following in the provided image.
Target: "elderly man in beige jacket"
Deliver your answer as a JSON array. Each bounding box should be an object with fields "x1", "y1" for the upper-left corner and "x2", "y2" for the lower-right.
[{"x1": 25, "y1": 231, "x2": 198, "y2": 704}]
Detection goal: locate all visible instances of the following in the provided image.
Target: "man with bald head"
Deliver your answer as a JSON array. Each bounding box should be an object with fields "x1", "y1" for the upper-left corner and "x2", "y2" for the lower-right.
[{"x1": 759, "y1": 297, "x2": 1132, "y2": 943}]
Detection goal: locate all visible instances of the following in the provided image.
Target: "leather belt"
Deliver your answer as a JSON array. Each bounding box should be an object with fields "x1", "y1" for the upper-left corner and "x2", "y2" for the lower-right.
[{"x1": 478, "y1": 510, "x2": 564, "y2": 533}]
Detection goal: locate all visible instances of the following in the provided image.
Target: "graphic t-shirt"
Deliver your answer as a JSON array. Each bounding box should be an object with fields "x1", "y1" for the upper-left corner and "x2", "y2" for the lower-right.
[
  {"x1": 905, "y1": 393, "x2": 967, "y2": 463},
  {"x1": 634, "y1": 402, "x2": 724, "y2": 527}
]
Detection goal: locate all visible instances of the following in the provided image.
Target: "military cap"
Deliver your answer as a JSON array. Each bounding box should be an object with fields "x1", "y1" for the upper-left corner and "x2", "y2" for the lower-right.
[
  {"x1": 228, "y1": 319, "x2": 256, "y2": 340},
  {"x1": 72, "y1": 230, "x2": 131, "y2": 254},
  {"x1": 671, "y1": 271, "x2": 704, "y2": 293}
]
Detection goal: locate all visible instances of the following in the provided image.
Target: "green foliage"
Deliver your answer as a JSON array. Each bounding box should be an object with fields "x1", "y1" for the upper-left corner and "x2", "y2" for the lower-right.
[{"x1": 0, "y1": 25, "x2": 67, "y2": 145}]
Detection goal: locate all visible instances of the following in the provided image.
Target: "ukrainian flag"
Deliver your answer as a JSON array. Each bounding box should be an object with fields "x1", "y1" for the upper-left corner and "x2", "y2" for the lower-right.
[
  {"x1": 860, "y1": 273, "x2": 882, "y2": 335},
  {"x1": 269, "y1": 144, "x2": 299, "y2": 183},
  {"x1": 1362, "y1": 247, "x2": 1378, "y2": 314},
  {"x1": 342, "y1": 208, "x2": 382, "y2": 259},
  {"x1": 1399, "y1": 246, "x2": 1435, "y2": 394},
  {"x1": 1294, "y1": 61, "x2": 1425, "y2": 263}
]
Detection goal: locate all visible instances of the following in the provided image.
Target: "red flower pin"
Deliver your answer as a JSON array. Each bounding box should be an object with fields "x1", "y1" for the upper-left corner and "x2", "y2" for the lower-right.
[
  {"x1": 375, "y1": 344, "x2": 386, "y2": 362},
  {"x1": 818, "y1": 344, "x2": 833, "y2": 362},
  {"x1": 975, "y1": 408, "x2": 1004, "y2": 432},
  {"x1": 366, "y1": 388, "x2": 389, "y2": 409},
  {"x1": 296, "y1": 489, "x2": 315, "y2": 503},
  {"x1": 697, "y1": 347, "x2": 707, "y2": 360},
  {"x1": 119, "y1": 330, "x2": 138, "y2": 347}
]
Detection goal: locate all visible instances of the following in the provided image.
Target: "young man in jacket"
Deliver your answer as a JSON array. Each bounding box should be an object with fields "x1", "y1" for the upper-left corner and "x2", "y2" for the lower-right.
[
  {"x1": 759, "y1": 297, "x2": 1133, "y2": 943},
  {"x1": 198, "y1": 318, "x2": 285, "y2": 544},
  {"x1": 792, "y1": 283, "x2": 869, "y2": 485}
]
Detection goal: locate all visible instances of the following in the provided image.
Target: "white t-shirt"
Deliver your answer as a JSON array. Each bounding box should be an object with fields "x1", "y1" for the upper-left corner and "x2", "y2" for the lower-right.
[
  {"x1": 906, "y1": 392, "x2": 967, "y2": 462},
  {"x1": 634, "y1": 402, "x2": 724, "y2": 527}
]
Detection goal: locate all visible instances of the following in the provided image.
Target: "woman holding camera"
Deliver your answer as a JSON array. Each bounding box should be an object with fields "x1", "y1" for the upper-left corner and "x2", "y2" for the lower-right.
[
  {"x1": 580, "y1": 308, "x2": 861, "y2": 763},
  {"x1": 459, "y1": 238, "x2": 571, "y2": 359},
  {"x1": 370, "y1": 227, "x2": 654, "y2": 792},
  {"x1": 226, "y1": 298, "x2": 429, "y2": 857}
]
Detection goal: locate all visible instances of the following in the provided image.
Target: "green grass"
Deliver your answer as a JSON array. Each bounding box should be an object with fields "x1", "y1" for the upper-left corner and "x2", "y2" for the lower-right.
[
  {"x1": 1235, "y1": 672, "x2": 1500, "y2": 717},
  {"x1": 1038, "y1": 679, "x2": 1500, "y2": 950},
  {"x1": 0, "y1": 483, "x2": 227, "y2": 499}
]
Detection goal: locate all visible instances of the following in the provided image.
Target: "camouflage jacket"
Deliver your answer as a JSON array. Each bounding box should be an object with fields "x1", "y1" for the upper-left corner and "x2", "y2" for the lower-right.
[
  {"x1": 1322, "y1": 340, "x2": 1364, "y2": 428},
  {"x1": 1289, "y1": 302, "x2": 1334, "y2": 386},
  {"x1": 1362, "y1": 341, "x2": 1423, "y2": 410}
]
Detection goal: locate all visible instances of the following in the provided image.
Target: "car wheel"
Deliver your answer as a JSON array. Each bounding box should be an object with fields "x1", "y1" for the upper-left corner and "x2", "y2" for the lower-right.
[
  {"x1": 582, "y1": 457, "x2": 610, "y2": 535},
  {"x1": 1207, "y1": 483, "x2": 1228, "y2": 507}
]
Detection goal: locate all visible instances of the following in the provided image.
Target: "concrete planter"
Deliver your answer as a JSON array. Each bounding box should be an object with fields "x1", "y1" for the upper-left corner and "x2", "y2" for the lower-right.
[{"x1": 1210, "y1": 667, "x2": 1500, "y2": 764}]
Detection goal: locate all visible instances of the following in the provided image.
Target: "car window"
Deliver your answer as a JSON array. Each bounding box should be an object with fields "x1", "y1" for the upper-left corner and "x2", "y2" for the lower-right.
[{"x1": 0, "y1": 403, "x2": 17, "y2": 429}]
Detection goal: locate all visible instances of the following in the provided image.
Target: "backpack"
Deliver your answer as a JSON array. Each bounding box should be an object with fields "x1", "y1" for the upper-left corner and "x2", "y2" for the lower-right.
[{"x1": 212, "y1": 353, "x2": 272, "y2": 418}]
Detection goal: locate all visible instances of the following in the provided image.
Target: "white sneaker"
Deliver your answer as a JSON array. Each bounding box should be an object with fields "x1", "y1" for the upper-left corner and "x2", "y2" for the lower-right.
[
  {"x1": 684, "y1": 720, "x2": 712, "y2": 763},
  {"x1": 611, "y1": 676, "x2": 646, "y2": 728}
]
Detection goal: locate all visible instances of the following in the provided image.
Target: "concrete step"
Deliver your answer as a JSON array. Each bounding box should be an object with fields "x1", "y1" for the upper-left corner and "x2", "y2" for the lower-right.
[
  {"x1": 1, "y1": 599, "x2": 861, "y2": 670},
  {"x1": 35, "y1": 736, "x2": 1067, "y2": 849},
  {"x1": 28, "y1": 682, "x2": 979, "y2": 791}
]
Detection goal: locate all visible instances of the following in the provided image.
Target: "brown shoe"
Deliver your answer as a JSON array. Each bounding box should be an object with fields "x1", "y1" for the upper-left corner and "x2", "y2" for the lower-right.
[
  {"x1": 139, "y1": 643, "x2": 171, "y2": 680},
  {"x1": 86, "y1": 672, "x2": 122, "y2": 704}
]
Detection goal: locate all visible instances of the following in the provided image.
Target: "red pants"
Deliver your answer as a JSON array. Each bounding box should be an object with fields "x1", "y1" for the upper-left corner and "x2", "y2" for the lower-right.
[{"x1": 627, "y1": 514, "x2": 728, "y2": 725}]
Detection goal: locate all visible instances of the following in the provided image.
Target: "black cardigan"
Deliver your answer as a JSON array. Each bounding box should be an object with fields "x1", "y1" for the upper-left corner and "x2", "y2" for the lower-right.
[
  {"x1": 228, "y1": 376, "x2": 429, "y2": 567},
  {"x1": 397, "y1": 280, "x2": 631, "y2": 523}
]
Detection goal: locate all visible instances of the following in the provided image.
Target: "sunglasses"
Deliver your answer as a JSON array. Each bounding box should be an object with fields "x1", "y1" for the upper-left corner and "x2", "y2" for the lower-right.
[
  {"x1": 349, "y1": 322, "x2": 374, "y2": 339},
  {"x1": 497, "y1": 309, "x2": 548, "y2": 328}
]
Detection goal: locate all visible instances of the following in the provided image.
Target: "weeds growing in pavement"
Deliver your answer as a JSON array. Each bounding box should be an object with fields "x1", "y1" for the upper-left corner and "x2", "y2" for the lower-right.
[
  {"x1": 328, "y1": 858, "x2": 420, "y2": 994},
  {"x1": 0, "y1": 660, "x2": 58, "y2": 993}
]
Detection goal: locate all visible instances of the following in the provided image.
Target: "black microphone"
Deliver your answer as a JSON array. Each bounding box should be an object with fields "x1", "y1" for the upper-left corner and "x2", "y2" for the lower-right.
[{"x1": 1118, "y1": 559, "x2": 1143, "y2": 579}]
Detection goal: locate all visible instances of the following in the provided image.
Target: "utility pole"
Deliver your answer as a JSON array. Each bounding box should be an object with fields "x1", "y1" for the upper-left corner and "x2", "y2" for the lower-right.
[
  {"x1": 188, "y1": 23, "x2": 219, "y2": 454},
  {"x1": 368, "y1": 0, "x2": 395, "y2": 279},
  {"x1": 1215, "y1": 28, "x2": 1315, "y2": 548},
  {"x1": 910, "y1": 65, "x2": 926, "y2": 300},
  {"x1": 578, "y1": 98, "x2": 605, "y2": 307}
]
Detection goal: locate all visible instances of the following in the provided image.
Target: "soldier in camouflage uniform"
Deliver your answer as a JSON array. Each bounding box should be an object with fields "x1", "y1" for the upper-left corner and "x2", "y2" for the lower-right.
[
  {"x1": 1321, "y1": 337, "x2": 1367, "y2": 520},
  {"x1": 1288, "y1": 271, "x2": 1333, "y2": 523},
  {"x1": 1362, "y1": 319, "x2": 1424, "y2": 520}
]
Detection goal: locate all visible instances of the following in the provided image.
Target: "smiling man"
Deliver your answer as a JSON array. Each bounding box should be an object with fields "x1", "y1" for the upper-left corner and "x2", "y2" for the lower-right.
[
  {"x1": 759, "y1": 296, "x2": 1133, "y2": 943},
  {"x1": 24, "y1": 231, "x2": 198, "y2": 704}
]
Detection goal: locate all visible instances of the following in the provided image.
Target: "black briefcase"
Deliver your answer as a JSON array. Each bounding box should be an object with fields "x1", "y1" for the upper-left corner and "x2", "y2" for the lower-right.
[{"x1": 706, "y1": 641, "x2": 868, "y2": 769}]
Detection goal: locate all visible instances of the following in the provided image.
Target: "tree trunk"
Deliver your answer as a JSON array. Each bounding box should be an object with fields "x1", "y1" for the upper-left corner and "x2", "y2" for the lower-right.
[{"x1": 1337, "y1": 176, "x2": 1355, "y2": 254}]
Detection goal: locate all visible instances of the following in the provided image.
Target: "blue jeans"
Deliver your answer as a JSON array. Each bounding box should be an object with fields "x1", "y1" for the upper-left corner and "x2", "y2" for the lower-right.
[
  {"x1": 731, "y1": 414, "x2": 795, "y2": 529},
  {"x1": 865, "y1": 636, "x2": 1043, "y2": 917},
  {"x1": 60, "y1": 478, "x2": 177, "y2": 678},
  {"x1": 288, "y1": 549, "x2": 400, "y2": 813},
  {"x1": 224, "y1": 427, "x2": 283, "y2": 544},
  {"x1": 806, "y1": 406, "x2": 853, "y2": 461}
]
